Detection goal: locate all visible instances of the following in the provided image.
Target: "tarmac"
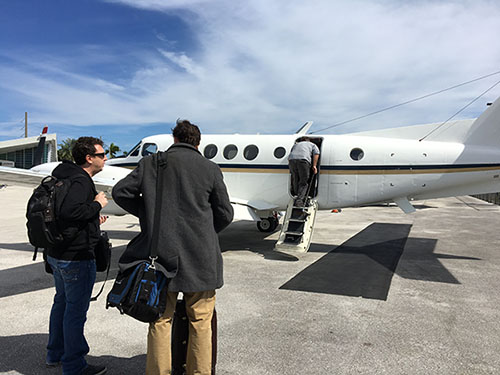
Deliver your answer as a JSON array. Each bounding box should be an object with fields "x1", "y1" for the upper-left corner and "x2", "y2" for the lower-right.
[{"x1": 1, "y1": 184, "x2": 500, "y2": 374}]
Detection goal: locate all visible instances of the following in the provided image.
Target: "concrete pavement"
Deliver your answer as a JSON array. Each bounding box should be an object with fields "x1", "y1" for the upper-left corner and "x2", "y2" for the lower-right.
[{"x1": 1, "y1": 184, "x2": 500, "y2": 374}]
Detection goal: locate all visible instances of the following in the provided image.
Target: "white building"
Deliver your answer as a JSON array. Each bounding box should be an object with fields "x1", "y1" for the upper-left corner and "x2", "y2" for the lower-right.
[{"x1": 0, "y1": 134, "x2": 57, "y2": 169}]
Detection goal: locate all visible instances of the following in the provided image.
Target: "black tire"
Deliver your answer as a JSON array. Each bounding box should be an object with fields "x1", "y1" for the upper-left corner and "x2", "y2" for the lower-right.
[
  {"x1": 257, "y1": 217, "x2": 279, "y2": 232},
  {"x1": 257, "y1": 218, "x2": 272, "y2": 232}
]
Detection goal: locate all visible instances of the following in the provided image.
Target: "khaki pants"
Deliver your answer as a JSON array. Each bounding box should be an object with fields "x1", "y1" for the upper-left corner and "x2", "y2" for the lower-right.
[{"x1": 146, "y1": 290, "x2": 216, "y2": 375}]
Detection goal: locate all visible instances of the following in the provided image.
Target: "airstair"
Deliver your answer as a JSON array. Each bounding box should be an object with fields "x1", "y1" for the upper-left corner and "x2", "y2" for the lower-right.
[{"x1": 274, "y1": 198, "x2": 318, "y2": 254}]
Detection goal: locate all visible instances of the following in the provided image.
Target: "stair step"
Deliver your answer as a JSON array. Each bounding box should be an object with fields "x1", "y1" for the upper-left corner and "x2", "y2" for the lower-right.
[
  {"x1": 289, "y1": 218, "x2": 306, "y2": 223},
  {"x1": 285, "y1": 231, "x2": 304, "y2": 236},
  {"x1": 284, "y1": 235, "x2": 302, "y2": 244}
]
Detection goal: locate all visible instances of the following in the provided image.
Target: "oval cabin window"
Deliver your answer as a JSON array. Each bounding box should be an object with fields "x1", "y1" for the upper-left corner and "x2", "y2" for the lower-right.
[
  {"x1": 274, "y1": 147, "x2": 286, "y2": 159},
  {"x1": 243, "y1": 145, "x2": 259, "y2": 160},
  {"x1": 204, "y1": 144, "x2": 218, "y2": 159},
  {"x1": 223, "y1": 145, "x2": 238, "y2": 160},
  {"x1": 350, "y1": 148, "x2": 364, "y2": 161}
]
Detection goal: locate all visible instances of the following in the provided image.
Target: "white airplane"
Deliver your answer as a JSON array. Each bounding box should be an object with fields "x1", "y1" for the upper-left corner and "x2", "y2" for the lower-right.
[{"x1": 1, "y1": 97, "x2": 500, "y2": 239}]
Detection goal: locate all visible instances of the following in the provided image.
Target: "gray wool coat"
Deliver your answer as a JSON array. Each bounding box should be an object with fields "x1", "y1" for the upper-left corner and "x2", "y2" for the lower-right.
[{"x1": 112, "y1": 143, "x2": 234, "y2": 292}]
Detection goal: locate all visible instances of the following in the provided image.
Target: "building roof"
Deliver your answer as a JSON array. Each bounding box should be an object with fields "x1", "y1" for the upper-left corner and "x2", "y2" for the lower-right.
[{"x1": 0, "y1": 134, "x2": 57, "y2": 153}]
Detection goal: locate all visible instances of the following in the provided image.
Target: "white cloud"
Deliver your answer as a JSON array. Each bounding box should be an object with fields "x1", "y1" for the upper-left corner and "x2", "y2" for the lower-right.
[
  {"x1": 157, "y1": 49, "x2": 205, "y2": 77},
  {"x1": 0, "y1": 121, "x2": 27, "y2": 138},
  {"x1": 2, "y1": 0, "x2": 500, "y2": 134}
]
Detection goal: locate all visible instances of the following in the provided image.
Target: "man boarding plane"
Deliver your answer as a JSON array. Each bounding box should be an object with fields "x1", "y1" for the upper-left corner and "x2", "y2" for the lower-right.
[{"x1": 1, "y1": 97, "x2": 500, "y2": 253}]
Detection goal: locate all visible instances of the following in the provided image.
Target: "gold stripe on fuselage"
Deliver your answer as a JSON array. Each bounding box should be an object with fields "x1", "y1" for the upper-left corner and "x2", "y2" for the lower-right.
[
  {"x1": 220, "y1": 166, "x2": 500, "y2": 175},
  {"x1": 220, "y1": 168, "x2": 289, "y2": 173},
  {"x1": 322, "y1": 166, "x2": 500, "y2": 175},
  {"x1": 113, "y1": 164, "x2": 500, "y2": 175}
]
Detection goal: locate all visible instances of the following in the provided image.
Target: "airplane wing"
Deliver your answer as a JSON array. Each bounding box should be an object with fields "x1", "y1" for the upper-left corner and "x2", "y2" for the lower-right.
[
  {"x1": 0, "y1": 163, "x2": 128, "y2": 216},
  {"x1": 0, "y1": 165, "x2": 51, "y2": 187},
  {"x1": 230, "y1": 197, "x2": 280, "y2": 221},
  {"x1": 1, "y1": 164, "x2": 279, "y2": 221}
]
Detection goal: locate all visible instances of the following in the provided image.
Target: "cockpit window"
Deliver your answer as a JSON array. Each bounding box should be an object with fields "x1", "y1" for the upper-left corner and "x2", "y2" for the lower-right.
[
  {"x1": 204, "y1": 144, "x2": 218, "y2": 159},
  {"x1": 129, "y1": 142, "x2": 141, "y2": 157},
  {"x1": 142, "y1": 143, "x2": 158, "y2": 156},
  {"x1": 223, "y1": 145, "x2": 238, "y2": 160}
]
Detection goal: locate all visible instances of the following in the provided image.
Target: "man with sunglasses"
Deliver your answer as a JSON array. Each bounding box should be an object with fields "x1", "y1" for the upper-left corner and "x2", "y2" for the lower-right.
[{"x1": 46, "y1": 137, "x2": 109, "y2": 375}]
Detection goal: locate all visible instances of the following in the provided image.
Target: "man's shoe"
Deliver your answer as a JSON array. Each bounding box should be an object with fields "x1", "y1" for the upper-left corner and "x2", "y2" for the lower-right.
[
  {"x1": 81, "y1": 364, "x2": 107, "y2": 375},
  {"x1": 45, "y1": 361, "x2": 61, "y2": 368}
]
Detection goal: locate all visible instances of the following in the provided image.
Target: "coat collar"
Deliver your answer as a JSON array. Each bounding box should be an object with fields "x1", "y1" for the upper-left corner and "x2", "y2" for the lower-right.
[{"x1": 167, "y1": 142, "x2": 201, "y2": 155}]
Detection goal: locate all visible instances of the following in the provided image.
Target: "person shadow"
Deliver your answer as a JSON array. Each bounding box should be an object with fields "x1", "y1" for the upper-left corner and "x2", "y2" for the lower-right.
[{"x1": 0, "y1": 333, "x2": 145, "y2": 375}]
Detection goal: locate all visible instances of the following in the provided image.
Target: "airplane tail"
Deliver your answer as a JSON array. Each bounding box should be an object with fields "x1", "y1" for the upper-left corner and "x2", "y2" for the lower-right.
[
  {"x1": 461, "y1": 96, "x2": 500, "y2": 147},
  {"x1": 33, "y1": 126, "x2": 48, "y2": 166}
]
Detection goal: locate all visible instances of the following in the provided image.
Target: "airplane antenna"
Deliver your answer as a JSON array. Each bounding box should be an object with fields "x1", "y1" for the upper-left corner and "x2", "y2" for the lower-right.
[
  {"x1": 310, "y1": 69, "x2": 500, "y2": 134},
  {"x1": 419, "y1": 78, "x2": 500, "y2": 141}
]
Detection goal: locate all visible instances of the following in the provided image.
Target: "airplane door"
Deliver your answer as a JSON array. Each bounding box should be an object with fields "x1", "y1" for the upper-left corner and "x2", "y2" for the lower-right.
[
  {"x1": 307, "y1": 137, "x2": 324, "y2": 199},
  {"x1": 290, "y1": 137, "x2": 326, "y2": 203},
  {"x1": 327, "y1": 141, "x2": 357, "y2": 207}
]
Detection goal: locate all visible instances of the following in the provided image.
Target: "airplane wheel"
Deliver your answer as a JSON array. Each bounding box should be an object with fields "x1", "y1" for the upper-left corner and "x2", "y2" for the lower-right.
[{"x1": 257, "y1": 217, "x2": 279, "y2": 232}]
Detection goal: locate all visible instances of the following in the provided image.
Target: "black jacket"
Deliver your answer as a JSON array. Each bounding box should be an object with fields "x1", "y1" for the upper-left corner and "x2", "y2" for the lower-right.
[
  {"x1": 48, "y1": 161, "x2": 102, "y2": 260},
  {"x1": 112, "y1": 143, "x2": 234, "y2": 292}
]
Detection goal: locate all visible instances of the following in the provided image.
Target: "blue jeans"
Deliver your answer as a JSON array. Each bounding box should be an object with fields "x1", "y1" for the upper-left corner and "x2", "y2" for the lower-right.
[{"x1": 47, "y1": 256, "x2": 96, "y2": 375}]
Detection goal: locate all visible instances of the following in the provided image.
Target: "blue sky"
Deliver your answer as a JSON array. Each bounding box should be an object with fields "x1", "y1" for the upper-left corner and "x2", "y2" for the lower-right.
[{"x1": 1, "y1": 0, "x2": 500, "y2": 154}]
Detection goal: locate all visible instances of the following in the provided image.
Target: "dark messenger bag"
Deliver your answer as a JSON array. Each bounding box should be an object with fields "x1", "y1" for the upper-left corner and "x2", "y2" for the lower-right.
[{"x1": 106, "y1": 153, "x2": 170, "y2": 323}]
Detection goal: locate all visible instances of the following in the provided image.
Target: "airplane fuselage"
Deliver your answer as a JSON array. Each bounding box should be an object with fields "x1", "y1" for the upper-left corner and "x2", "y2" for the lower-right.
[{"x1": 106, "y1": 132, "x2": 500, "y2": 213}]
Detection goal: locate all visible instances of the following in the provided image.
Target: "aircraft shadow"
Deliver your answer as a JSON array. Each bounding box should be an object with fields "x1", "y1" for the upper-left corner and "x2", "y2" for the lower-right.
[
  {"x1": 279, "y1": 222, "x2": 481, "y2": 300},
  {"x1": 0, "y1": 242, "x2": 37, "y2": 252},
  {"x1": 0, "y1": 333, "x2": 145, "y2": 375},
  {"x1": 0, "y1": 245, "x2": 127, "y2": 299},
  {"x1": 218, "y1": 221, "x2": 333, "y2": 261},
  {"x1": 359, "y1": 204, "x2": 434, "y2": 210},
  {"x1": 103, "y1": 229, "x2": 139, "y2": 241},
  {"x1": 0, "y1": 223, "x2": 480, "y2": 300},
  {"x1": 280, "y1": 223, "x2": 412, "y2": 300},
  {"x1": 397, "y1": 237, "x2": 480, "y2": 283}
]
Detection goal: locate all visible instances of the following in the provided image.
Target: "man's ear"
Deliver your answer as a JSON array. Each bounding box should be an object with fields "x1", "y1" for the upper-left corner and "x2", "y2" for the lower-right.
[{"x1": 85, "y1": 154, "x2": 93, "y2": 165}]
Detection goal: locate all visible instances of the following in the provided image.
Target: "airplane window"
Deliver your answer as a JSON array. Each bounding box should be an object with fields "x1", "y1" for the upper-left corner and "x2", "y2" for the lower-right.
[
  {"x1": 204, "y1": 144, "x2": 218, "y2": 159},
  {"x1": 223, "y1": 145, "x2": 238, "y2": 160},
  {"x1": 350, "y1": 148, "x2": 364, "y2": 161},
  {"x1": 274, "y1": 147, "x2": 286, "y2": 159},
  {"x1": 243, "y1": 145, "x2": 259, "y2": 160},
  {"x1": 142, "y1": 143, "x2": 158, "y2": 156},
  {"x1": 129, "y1": 142, "x2": 141, "y2": 157}
]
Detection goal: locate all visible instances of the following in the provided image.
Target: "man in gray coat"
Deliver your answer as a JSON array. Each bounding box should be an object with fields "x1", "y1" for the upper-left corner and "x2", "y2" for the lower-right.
[{"x1": 112, "y1": 120, "x2": 233, "y2": 375}]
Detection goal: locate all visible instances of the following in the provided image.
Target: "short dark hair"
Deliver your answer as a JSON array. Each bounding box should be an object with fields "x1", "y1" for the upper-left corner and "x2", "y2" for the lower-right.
[
  {"x1": 72, "y1": 136, "x2": 104, "y2": 165},
  {"x1": 172, "y1": 119, "x2": 201, "y2": 146}
]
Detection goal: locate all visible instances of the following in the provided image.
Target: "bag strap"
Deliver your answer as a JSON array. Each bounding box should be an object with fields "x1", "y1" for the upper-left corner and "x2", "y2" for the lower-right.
[
  {"x1": 150, "y1": 152, "x2": 168, "y2": 260},
  {"x1": 90, "y1": 259, "x2": 110, "y2": 302}
]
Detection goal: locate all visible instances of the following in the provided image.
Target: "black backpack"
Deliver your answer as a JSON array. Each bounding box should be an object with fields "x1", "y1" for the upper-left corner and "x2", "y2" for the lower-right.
[{"x1": 26, "y1": 175, "x2": 73, "y2": 260}]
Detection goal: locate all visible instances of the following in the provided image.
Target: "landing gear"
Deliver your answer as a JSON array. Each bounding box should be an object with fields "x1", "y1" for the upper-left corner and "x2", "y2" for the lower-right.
[{"x1": 257, "y1": 216, "x2": 279, "y2": 232}]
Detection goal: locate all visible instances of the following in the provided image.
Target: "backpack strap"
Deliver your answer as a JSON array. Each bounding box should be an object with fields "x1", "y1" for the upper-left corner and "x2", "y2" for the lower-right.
[{"x1": 32, "y1": 247, "x2": 39, "y2": 261}]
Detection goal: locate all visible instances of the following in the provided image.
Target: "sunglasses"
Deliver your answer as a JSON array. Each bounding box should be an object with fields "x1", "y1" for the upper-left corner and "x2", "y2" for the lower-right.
[{"x1": 92, "y1": 152, "x2": 106, "y2": 159}]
